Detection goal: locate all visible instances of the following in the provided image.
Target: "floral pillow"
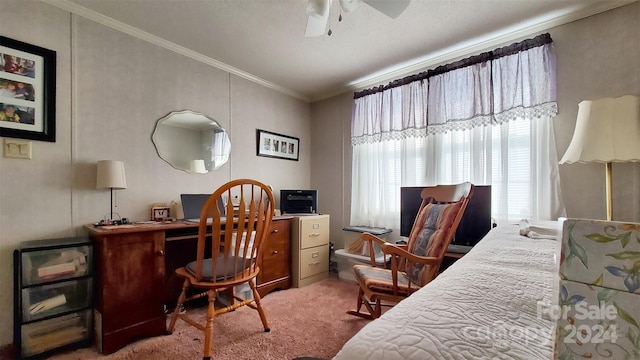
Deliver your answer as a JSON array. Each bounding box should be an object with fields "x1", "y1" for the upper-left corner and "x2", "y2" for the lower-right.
[{"x1": 560, "y1": 219, "x2": 640, "y2": 294}]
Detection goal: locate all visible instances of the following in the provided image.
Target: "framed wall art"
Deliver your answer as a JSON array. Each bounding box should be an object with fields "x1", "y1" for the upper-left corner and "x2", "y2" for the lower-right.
[
  {"x1": 0, "y1": 36, "x2": 56, "y2": 142},
  {"x1": 256, "y1": 129, "x2": 299, "y2": 161}
]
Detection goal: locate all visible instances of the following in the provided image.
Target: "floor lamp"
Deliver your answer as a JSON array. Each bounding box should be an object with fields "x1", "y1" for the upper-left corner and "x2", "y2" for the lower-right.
[
  {"x1": 559, "y1": 95, "x2": 640, "y2": 221},
  {"x1": 96, "y1": 160, "x2": 127, "y2": 222}
]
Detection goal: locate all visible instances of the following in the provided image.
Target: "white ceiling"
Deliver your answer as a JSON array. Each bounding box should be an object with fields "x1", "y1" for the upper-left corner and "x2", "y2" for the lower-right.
[{"x1": 46, "y1": 0, "x2": 635, "y2": 102}]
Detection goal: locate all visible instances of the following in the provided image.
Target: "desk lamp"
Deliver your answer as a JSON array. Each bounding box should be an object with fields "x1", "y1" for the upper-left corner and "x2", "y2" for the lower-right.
[
  {"x1": 96, "y1": 160, "x2": 127, "y2": 222},
  {"x1": 190, "y1": 159, "x2": 208, "y2": 174},
  {"x1": 559, "y1": 95, "x2": 640, "y2": 220}
]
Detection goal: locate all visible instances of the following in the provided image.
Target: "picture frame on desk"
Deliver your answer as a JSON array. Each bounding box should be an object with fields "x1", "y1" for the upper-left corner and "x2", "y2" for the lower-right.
[
  {"x1": 0, "y1": 36, "x2": 56, "y2": 142},
  {"x1": 151, "y1": 206, "x2": 171, "y2": 221},
  {"x1": 256, "y1": 129, "x2": 299, "y2": 161}
]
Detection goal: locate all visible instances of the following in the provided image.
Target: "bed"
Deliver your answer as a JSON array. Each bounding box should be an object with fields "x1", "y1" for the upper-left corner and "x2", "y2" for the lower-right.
[{"x1": 333, "y1": 222, "x2": 561, "y2": 360}]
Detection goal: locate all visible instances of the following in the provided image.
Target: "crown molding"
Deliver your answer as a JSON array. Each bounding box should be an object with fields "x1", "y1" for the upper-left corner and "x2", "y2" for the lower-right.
[
  {"x1": 311, "y1": 0, "x2": 637, "y2": 102},
  {"x1": 41, "y1": 0, "x2": 311, "y2": 103},
  {"x1": 41, "y1": 0, "x2": 636, "y2": 104}
]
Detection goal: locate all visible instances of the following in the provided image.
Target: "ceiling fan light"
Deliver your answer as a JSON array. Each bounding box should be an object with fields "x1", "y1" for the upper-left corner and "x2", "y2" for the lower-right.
[
  {"x1": 366, "y1": 0, "x2": 410, "y2": 19},
  {"x1": 340, "y1": 0, "x2": 361, "y2": 13},
  {"x1": 305, "y1": 0, "x2": 332, "y2": 36},
  {"x1": 307, "y1": 0, "x2": 331, "y2": 18}
]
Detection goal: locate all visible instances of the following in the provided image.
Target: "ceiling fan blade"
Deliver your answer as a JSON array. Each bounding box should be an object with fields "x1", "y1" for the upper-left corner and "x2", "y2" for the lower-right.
[
  {"x1": 340, "y1": 0, "x2": 361, "y2": 13},
  {"x1": 365, "y1": 0, "x2": 410, "y2": 19},
  {"x1": 305, "y1": 0, "x2": 333, "y2": 37}
]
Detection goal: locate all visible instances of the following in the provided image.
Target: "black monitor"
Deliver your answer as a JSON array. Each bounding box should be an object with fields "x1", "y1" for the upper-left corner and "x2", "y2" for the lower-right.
[{"x1": 400, "y1": 185, "x2": 492, "y2": 246}]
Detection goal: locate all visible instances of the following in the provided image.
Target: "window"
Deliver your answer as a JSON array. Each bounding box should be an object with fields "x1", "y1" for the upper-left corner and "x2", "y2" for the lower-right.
[{"x1": 350, "y1": 34, "x2": 565, "y2": 230}]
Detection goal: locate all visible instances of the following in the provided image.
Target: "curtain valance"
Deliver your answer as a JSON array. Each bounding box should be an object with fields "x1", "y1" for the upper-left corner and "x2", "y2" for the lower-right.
[{"x1": 352, "y1": 33, "x2": 557, "y2": 143}]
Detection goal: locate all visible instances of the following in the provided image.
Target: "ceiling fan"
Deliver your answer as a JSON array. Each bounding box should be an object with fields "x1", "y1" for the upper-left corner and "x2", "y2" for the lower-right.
[{"x1": 305, "y1": 0, "x2": 411, "y2": 37}]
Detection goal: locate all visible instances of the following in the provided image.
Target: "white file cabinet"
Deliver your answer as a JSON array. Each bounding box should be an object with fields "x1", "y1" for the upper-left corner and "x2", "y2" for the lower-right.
[{"x1": 291, "y1": 214, "x2": 330, "y2": 287}]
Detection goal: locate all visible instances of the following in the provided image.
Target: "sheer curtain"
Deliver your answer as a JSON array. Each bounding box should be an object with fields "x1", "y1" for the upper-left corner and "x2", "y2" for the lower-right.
[
  {"x1": 208, "y1": 129, "x2": 231, "y2": 169},
  {"x1": 350, "y1": 34, "x2": 565, "y2": 229},
  {"x1": 351, "y1": 81, "x2": 429, "y2": 229}
]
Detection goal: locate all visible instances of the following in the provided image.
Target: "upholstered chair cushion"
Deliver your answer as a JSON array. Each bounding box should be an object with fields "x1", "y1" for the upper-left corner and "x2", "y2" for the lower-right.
[
  {"x1": 404, "y1": 201, "x2": 463, "y2": 285},
  {"x1": 353, "y1": 264, "x2": 420, "y2": 295},
  {"x1": 186, "y1": 255, "x2": 250, "y2": 281}
]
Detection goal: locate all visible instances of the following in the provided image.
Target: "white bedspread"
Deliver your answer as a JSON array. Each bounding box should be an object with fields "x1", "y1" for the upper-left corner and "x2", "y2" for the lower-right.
[{"x1": 334, "y1": 223, "x2": 561, "y2": 360}]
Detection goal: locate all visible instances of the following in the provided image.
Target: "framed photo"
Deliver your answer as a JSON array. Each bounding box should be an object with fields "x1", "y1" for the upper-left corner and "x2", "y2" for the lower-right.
[
  {"x1": 256, "y1": 129, "x2": 299, "y2": 161},
  {"x1": 151, "y1": 206, "x2": 171, "y2": 222},
  {"x1": 0, "y1": 36, "x2": 56, "y2": 142}
]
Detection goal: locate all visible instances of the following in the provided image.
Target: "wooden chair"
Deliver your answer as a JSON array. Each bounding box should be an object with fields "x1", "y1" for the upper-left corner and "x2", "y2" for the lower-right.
[
  {"x1": 167, "y1": 179, "x2": 275, "y2": 360},
  {"x1": 347, "y1": 182, "x2": 474, "y2": 320}
]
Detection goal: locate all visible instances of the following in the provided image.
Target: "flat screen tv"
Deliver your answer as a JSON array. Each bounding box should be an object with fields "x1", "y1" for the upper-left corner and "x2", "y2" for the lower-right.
[
  {"x1": 280, "y1": 190, "x2": 318, "y2": 214},
  {"x1": 400, "y1": 185, "x2": 492, "y2": 246}
]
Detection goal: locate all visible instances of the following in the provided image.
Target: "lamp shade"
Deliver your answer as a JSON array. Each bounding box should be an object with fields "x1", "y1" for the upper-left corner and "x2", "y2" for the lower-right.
[
  {"x1": 190, "y1": 159, "x2": 208, "y2": 174},
  {"x1": 96, "y1": 160, "x2": 127, "y2": 189},
  {"x1": 560, "y1": 95, "x2": 640, "y2": 164}
]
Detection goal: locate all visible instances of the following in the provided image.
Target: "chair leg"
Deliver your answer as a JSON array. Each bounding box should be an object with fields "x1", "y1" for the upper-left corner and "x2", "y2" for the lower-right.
[
  {"x1": 355, "y1": 287, "x2": 364, "y2": 313},
  {"x1": 373, "y1": 299, "x2": 382, "y2": 319},
  {"x1": 347, "y1": 288, "x2": 374, "y2": 320},
  {"x1": 202, "y1": 290, "x2": 216, "y2": 360},
  {"x1": 362, "y1": 298, "x2": 376, "y2": 317},
  {"x1": 168, "y1": 279, "x2": 190, "y2": 333},
  {"x1": 249, "y1": 279, "x2": 270, "y2": 332}
]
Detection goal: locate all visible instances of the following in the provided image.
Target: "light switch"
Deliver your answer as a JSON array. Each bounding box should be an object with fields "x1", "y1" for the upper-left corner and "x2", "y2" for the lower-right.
[{"x1": 3, "y1": 139, "x2": 32, "y2": 159}]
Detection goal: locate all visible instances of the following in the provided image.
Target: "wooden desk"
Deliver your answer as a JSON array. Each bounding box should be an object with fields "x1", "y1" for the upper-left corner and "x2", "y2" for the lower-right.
[{"x1": 85, "y1": 216, "x2": 292, "y2": 355}]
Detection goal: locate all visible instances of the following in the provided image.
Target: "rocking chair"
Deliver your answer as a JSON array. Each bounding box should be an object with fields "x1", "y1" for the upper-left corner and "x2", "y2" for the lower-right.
[{"x1": 347, "y1": 183, "x2": 474, "y2": 319}]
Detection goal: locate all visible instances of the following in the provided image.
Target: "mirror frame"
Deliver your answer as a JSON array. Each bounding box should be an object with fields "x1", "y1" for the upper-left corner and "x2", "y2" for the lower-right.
[{"x1": 151, "y1": 110, "x2": 231, "y2": 174}]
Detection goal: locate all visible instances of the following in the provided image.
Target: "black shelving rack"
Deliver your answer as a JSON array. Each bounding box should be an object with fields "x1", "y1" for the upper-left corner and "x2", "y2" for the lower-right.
[{"x1": 13, "y1": 236, "x2": 94, "y2": 359}]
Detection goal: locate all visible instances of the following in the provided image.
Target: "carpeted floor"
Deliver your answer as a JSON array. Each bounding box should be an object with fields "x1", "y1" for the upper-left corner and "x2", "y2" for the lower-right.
[{"x1": 47, "y1": 276, "x2": 368, "y2": 360}]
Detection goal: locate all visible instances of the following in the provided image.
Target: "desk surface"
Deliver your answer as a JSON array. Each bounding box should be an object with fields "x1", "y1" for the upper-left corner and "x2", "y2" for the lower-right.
[{"x1": 85, "y1": 215, "x2": 294, "y2": 235}]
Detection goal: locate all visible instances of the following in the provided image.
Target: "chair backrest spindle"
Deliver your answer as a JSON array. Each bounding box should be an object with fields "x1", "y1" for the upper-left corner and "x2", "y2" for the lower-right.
[
  {"x1": 168, "y1": 179, "x2": 275, "y2": 358},
  {"x1": 192, "y1": 180, "x2": 274, "y2": 284},
  {"x1": 402, "y1": 183, "x2": 474, "y2": 287}
]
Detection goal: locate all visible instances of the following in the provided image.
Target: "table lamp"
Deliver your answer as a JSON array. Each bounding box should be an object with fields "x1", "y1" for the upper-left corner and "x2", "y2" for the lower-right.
[
  {"x1": 190, "y1": 159, "x2": 208, "y2": 174},
  {"x1": 96, "y1": 160, "x2": 127, "y2": 221},
  {"x1": 559, "y1": 95, "x2": 640, "y2": 220}
]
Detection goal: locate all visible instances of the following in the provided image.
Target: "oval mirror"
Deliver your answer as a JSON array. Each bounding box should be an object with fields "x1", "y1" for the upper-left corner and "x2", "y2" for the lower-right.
[{"x1": 152, "y1": 110, "x2": 231, "y2": 173}]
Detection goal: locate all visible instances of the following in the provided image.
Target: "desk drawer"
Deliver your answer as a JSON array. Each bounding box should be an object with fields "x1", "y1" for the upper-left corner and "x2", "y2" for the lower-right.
[
  {"x1": 22, "y1": 278, "x2": 92, "y2": 323},
  {"x1": 299, "y1": 245, "x2": 328, "y2": 279},
  {"x1": 21, "y1": 245, "x2": 91, "y2": 287},
  {"x1": 299, "y1": 216, "x2": 330, "y2": 249},
  {"x1": 21, "y1": 309, "x2": 91, "y2": 357}
]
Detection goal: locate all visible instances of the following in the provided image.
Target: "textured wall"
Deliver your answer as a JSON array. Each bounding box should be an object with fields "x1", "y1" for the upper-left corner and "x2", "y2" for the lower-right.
[
  {"x1": 552, "y1": 2, "x2": 640, "y2": 221},
  {"x1": 0, "y1": 1, "x2": 311, "y2": 347},
  {"x1": 1, "y1": 0, "x2": 638, "y2": 351},
  {"x1": 310, "y1": 92, "x2": 353, "y2": 249},
  {"x1": 314, "y1": 2, "x2": 640, "y2": 252},
  {"x1": 229, "y1": 75, "x2": 311, "y2": 188},
  {"x1": 0, "y1": 0, "x2": 73, "y2": 347}
]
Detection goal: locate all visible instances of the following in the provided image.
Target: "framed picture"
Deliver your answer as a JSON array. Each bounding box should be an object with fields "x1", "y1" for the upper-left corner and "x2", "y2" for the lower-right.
[
  {"x1": 256, "y1": 129, "x2": 299, "y2": 161},
  {"x1": 0, "y1": 36, "x2": 56, "y2": 142}
]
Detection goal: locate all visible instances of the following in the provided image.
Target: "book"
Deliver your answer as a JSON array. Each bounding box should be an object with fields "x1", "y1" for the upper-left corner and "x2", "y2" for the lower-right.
[
  {"x1": 29, "y1": 294, "x2": 67, "y2": 315},
  {"x1": 23, "y1": 313, "x2": 87, "y2": 356},
  {"x1": 37, "y1": 262, "x2": 76, "y2": 279}
]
